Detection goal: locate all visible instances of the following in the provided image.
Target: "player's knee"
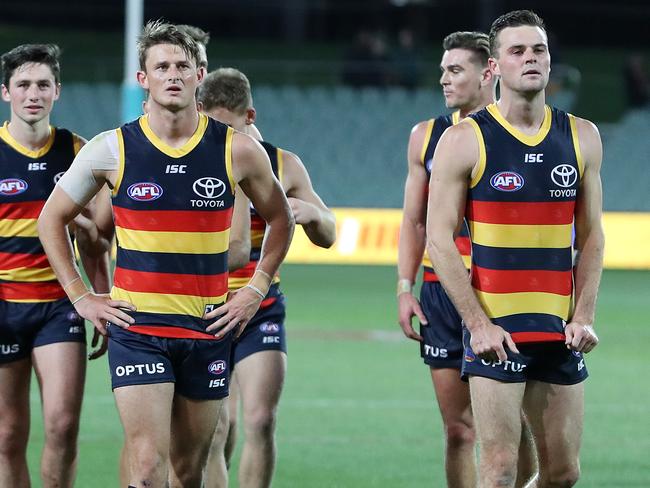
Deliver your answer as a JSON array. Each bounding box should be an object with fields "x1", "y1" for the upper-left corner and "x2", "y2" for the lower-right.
[
  {"x1": 444, "y1": 420, "x2": 476, "y2": 450},
  {"x1": 0, "y1": 422, "x2": 28, "y2": 459},
  {"x1": 44, "y1": 411, "x2": 80, "y2": 448},
  {"x1": 244, "y1": 408, "x2": 277, "y2": 439},
  {"x1": 481, "y1": 447, "x2": 518, "y2": 482},
  {"x1": 131, "y1": 446, "x2": 167, "y2": 480},
  {"x1": 540, "y1": 463, "x2": 580, "y2": 487}
]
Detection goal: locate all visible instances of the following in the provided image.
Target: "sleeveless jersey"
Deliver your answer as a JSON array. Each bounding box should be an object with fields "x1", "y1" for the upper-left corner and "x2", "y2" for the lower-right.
[
  {"x1": 420, "y1": 111, "x2": 471, "y2": 281},
  {"x1": 228, "y1": 140, "x2": 282, "y2": 297},
  {"x1": 0, "y1": 123, "x2": 81, "y2": 302},
  {"x1": 465, "y1": 103, "x2": 583, "y2": 343},
  {"x1": 111, "y1": 114, "x2": 235, "y2": 339}
]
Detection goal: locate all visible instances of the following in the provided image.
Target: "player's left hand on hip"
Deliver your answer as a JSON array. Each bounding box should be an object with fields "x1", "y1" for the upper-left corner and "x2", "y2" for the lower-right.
[
  {"x1": 565, "y1": 323, "x2": 599, "y2": 353},
  {"x1": 205, "y1": 287, "x2": 263, "y2": 338},
  {"x1": 88, "y1": 328, "x2": 108, "y2": 360}
]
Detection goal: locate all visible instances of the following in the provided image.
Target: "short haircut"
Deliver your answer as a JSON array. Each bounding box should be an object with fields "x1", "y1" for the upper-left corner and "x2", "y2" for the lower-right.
[
  {"x1": 489, "y1": 10, "x2": 546, "y2": 56},
  {"x1": 442, "y1": 31, "x2": 490, "y2": 66},
  {"x1": 137, "y1": 20, "x2": 200, "y2": 71},
  {"x1": 198, "y1": 68, "x2": 252, "y2": 114},
  {"x1": 1, "y1": 44, "x2": 61, "y2": 87},
  {"x1": 176, "y1": 24, "x2": 210, "y2": 46}
]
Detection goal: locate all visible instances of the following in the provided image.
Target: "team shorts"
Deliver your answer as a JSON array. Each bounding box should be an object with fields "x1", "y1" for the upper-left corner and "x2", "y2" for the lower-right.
[
  {"x1": 0, "y1": 298, "x2": 86, "y2": 364},
  {"x1": 461, "y1": 327, "x2": 589, "y2": 385},
  {"x1": 106, "y1": 325, "x2": 233, "y2": 400},
  {"x1": 231, "y1": 284, "x2": 287, "y2": 368},
  {"x1": 419, "y1": 281, "x2": 464, "y2": 369}
]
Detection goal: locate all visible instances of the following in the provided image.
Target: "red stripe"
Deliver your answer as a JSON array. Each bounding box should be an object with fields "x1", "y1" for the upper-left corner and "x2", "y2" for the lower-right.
[
  {"x1": 126, "y1": 325, "x2": 217, "y2": 340},
  {"x1": 423, "y1": 270, "x2": 439, "y2": 282},
  {"x1": 511, "y1": 331, "x2": 565, "y2": 343},
  {"x1": 0, "y1": 252, "x2": 49, "y2": 270},
  {"x1": 471, "y1": 265, "x2": 572, "y2": 295},
  {"x1": 467, "y1": 200, "x2": 575, "y2": 225},
  {"x1": 114, "y1": 268, "x2": 227, "y2": 297},
  {"x1": 455, "y1": 236, "x2": 471, "y2": 256},
  {"x1": 113, "y1": 206, "x2": 233, "y2": 232},
  {"x1": 229, "y1": 260, "x2": 257, "y2": 279},
  {"x1": 0, "y1": 201, "x2": 43, "y2": 220},
  {"x1": 251, "y1": 216, "x2": 266, "y2": 231},
  {"x1": 260, "y1": 296, "x2": 277, "y2": 308},
  {"x1": 0, "y1": 281, "x2": 65, "y2": 301}
]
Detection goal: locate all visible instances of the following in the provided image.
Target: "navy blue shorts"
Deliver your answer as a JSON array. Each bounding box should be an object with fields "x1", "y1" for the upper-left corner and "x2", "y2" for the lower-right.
[
  {"x1": 107, "y1": 325, "x2": 233, "y2": 400},
  {"x1": 461, "y1": 327, "x2": 589, "y2": 385},
  {"x1": 419, "y1": 281, "x2": 463, "y2": 369},
  {"x1": 0, "y1": 298, "x2": 86, "y2": 364},
  {"x1": 231, "y1": 285, "x2": 287, "y2": 368}
]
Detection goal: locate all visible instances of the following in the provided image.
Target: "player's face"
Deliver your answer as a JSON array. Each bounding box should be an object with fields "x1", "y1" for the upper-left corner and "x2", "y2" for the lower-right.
[
  {"x1": 439, "y1": 48, "x2": 486, "y2": 109},
  {"x1": 205, "y1": 107, "x2": 248, "y2": 132},
  {"x1": 138, "y1": 43, "x2": 202, "y2": 112},
  {"x1": 491, "y1": 25, "x2": 550, "y2": 95},
  {"x1": 1, "y1": 63, "x2": 59, "y2": 125}
]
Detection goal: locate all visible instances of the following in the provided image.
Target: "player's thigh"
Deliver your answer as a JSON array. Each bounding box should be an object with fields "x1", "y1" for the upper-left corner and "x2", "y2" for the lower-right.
[
  {"x1": 237, "y1": 350, "x2": 287, "y2": 417},
  {"x1": 523, "y1": 381, "x2": 583, "y2": 468},
  {"x1": 228, "y1": 370, "x2": 240, "y2": 421},
  {"x1": 171, "y1": 394, "x2": 224, "y2": 452},
  {"x1": 430, "y1": 367, "x2": 472, "y2": 427},
  {"x1": 0, "y1": 357, "x2": 32, "y2": 442}
]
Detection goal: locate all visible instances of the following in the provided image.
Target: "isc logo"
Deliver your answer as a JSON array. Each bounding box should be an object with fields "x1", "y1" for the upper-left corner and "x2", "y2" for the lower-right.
[
  {"x1": 127, "y1": 182, "x2": 163, "y2": 201},
  {"x1": 490, "y1": 171, "x2": 525, "y2": 192},
  {"x1": 524, "y1": 153, "x2": 543, "y2": 163},
  {"x1": 165, "y1": 164, "x2": 187, "y2": 174},
  {"x1": 209, "y1": 378, "x2": 226, "y2": 388},
  {"x1": 0, "y1": 178, "x2": 28, "y2": 196}
]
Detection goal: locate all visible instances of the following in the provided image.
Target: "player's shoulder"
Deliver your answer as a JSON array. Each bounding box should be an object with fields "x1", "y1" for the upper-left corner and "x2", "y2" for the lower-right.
[{"x1": 568, "y1": 113, "x2": 601, "y2": 141}]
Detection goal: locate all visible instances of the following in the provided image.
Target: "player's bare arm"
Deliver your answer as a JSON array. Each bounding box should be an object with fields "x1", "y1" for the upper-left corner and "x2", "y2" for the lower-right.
[
  {"x1": 282, "y1": 150, "x2": 336, "y2": 248},
  {"x1": 397, "y1": 121, "x2": 431, "y2": 341},
  {"x1": 426, "y1": 122, "x2": 518, "y2": 362},
  {"x1": 228, "y1": 185, "x2": 252, "y2": 271},
  {"x1": 565, "y1": 118, "x2": 604, "y2": 353},
  {"x1": 205, "y1": 132, "x2": 294, "y2": 337}
]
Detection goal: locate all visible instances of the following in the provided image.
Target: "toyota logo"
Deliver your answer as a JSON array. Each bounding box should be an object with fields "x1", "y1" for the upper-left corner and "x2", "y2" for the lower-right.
[
  {"x1": 551, "y1": 164, "x2": 577, "y2": 188},
  {"x1": 193, "y1": 177, "x2": 226, "y2": 199},
  {"x1": 54, "y1": 172, "x2": 65, "y2": 184}
]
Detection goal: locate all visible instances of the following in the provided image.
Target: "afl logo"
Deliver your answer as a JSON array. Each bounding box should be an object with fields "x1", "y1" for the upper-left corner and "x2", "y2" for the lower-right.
[
  {"x1": 193, "y1": 177, "x2": 226, "y2": 199},
  {"x1": 0, "y1": 178, "x2": 28, "y2": 196},
  {"x1": 127, "y1": 182, "x2": 163, "y2": 201},
  {"x1": 54, "y1": 172, "x2": 65, "y2": 184},
  {"x1": 490, "y1": 171, "x2": 524, "y2": 192},
  {"x1": 208, "y1": 360, "x2": 227, "y2": 375},
  {"x1": 551, "y1": 164, "x2": 577, "y2": 188},
  {"x1": 259, "y1": 322, "x2": 280, "y2": 334}
]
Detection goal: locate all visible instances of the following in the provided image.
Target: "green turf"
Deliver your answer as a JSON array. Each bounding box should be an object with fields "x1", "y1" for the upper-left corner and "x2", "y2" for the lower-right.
[{"x1": 25, "y1": 266, "x2": 650, "y2": 487}]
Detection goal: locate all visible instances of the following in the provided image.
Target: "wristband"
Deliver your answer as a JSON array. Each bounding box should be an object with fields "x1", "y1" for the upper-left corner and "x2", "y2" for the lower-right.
[
  {"x1": 248, "y1": 268, "x2": 272, "y2": 297},
  {"x1": 244, "y1": 283, "x2": 266, "y2": 299},
  {"x1": 255, "y1": 268, "x2": 272, "y2": 282},
  {"x1": 397, "y1": 279, "x2": 413, "y2": 296},
  {"x1": 63, "y1": 276, "x2": 90, "y2": 304},
  {"x1": 71, "y1": 291, "x2": 91, "y2": 305}
]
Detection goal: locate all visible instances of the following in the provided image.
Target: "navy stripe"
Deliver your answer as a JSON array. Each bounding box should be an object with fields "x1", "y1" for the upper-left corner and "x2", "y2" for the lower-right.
[
  {"x1": 492, "y1": 313, "x2": 565, "y2": 335},
  {"x1": 471, "y1": 243, "x2": 573, "y2": 271},
  {"x1": 116, "y1": 247, "x2": 228, "y2": 276},
  {"x1": 0, "y1": 236, "x2": 43, "y2": 255},
  {"x1": 128, "y1": 311, "x2": 222, "y2": 331},
  {"x1": 249, "y1": 248, "x2": 261, "y2": 261}
]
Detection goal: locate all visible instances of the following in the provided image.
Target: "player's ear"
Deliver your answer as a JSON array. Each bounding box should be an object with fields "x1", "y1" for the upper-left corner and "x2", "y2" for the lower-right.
[
  {"x1": 245, "y1": 107, "x2": 256, "y2": 125},
  {"x1": 53, "y1": 82, "x2": 61, "y2": 101},
  {"x1": 480, "y1": 66, "x2": 493, "y2": 86},
  {"x1": 197, "y1": 100, "x2": 204, "y2": 112},
  {"x1": 136, "y1": 70, "x2": 148, "y2": 89},
  {"x1": 1, "y1": 84, "x2": 10, "y2": 102},
  {"x1": 488, "y1": 57, "x2": 500, "y2": 77}
]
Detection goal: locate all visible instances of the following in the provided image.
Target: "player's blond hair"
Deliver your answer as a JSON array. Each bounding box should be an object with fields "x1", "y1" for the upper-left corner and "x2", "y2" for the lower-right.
[
  {"x1": 198, "y1": 68, "x2": 253, "y2": 114},
  {"x1": 442, "y1": 32, "x2": 490, "y2": 66},
  {"x1": 137, "y1": 20, "x2": 200, "y2": 70}
]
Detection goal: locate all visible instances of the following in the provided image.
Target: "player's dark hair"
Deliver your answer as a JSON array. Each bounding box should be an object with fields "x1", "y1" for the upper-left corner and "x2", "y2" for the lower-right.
[
  {"x1": 1, "y1": 44, "x2": 61, "y2": 87},
  {"x1": 489, "y1": 10, "x2": 546, "y2": 57},
  {"x1": 137, "y1": 20, "x2": 200, "y2": 71},
  {"x1": 442, "y1": 31, "x2": 490, "y2": 66},
  {"x1": 198, "y1": 68, "x2": 252, "y2": 114}
]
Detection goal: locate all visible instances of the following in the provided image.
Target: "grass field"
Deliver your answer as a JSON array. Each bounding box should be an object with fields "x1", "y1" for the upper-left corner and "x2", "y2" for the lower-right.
[{"x1": 26, "y1": 265, "x2": 650, "y2": 487}]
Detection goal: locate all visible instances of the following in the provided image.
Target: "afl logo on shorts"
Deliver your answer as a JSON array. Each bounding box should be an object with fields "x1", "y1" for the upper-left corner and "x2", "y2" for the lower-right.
[
  {"x1": 193, "y1": 177, "x2": 226, "y2": 199},
  {"x1": 0, "y1": 178, "x2": 28, "y2": 196},
  {"x1": 490, "y1": 171, "x2": 524, "y2": 192},
  {"x1": 259, "y1": 322, "x2": 280, "y2": 334},
  {"x1": 464, "y1": 347, "x2": 476, "y2": 363},
  {"x1": 208, "y1": 360, "x2": 227, "y2": 375},
  {"x1": 127, "y1": 182, "x2": 163, "y2": 201}
]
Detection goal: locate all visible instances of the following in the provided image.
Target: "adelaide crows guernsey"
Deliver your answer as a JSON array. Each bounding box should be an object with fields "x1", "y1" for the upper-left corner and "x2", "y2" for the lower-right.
[
  {"x1": 228, "y1": 140, "x2": 281, "y2": 296},
  {"x1": 0, "y1": 123, "x2": 81, "y2": 302},
  {"x1": 111, "y1": 114, "x2": 235, "y2": 339},
  {"x1": 465, "y1": 103, "x2": 583, "y2": 343},
  {"x1": 420, "y1": 111, "x2": 471, "y2": 281}
]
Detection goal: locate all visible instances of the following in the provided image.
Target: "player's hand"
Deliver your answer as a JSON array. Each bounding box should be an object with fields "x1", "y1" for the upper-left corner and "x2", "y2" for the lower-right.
[
  {"x1": 204, "y1": 287, "x2": 263, "y2": 339},
  {"x1": 397, "y1": 292, "x2": 426, "y2": 342},
  {"x1": 469, "y1": 323, "x2": 519, "y2": 362},
  {"x1": 564, "y1": 322, "x2": 599, "y2": 353},
  {"x1": 287, "y1": 197, "x2": 317, "y2": 225},
  {"x1": 74, "y1": 293, "x2": 136, "y2": 335},
  {"x1": 88, "y1": 327, "x2": 108, "y2": 360}
]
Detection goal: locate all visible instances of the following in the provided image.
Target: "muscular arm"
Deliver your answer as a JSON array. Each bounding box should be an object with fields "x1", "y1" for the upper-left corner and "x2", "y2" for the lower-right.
[
  {"x1": 282, "y1": 150, "x2": 336, "y2": 248},
  {"x1": 565, "y1": 118, "x2": 604, "y2": 352},
  {"x1": 228, "y1": 185, "x2": 251, "y2": 271}
]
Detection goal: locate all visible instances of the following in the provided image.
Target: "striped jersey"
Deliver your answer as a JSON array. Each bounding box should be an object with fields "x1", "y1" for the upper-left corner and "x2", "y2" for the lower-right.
[
  {"x1": 111, "y1": 114, "x2": 235, "y2": 339},
  {"x1": 420, "y1": 111, "x2": 471, "y2": 281},
  {"x1": 0, "y1": 123, "x2": 81, "y2": 302},
  {"x1": 465, "y1": 103, "x2": 583, "y2": 343},
  {"x1": 228, "y1": 140, "x2": 282, "y2": 295}
]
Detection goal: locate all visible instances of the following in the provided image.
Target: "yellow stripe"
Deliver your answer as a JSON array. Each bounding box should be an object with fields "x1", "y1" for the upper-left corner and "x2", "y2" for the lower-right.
[
  {"x1": 0, "y1": 122, "x2": 56, "y2": 158},
  {"x1": 72, "y1": 133, "x2": 83, "y2": 155},
  {"x1": 5, "y1": 297, "x2": 59, "y2": 303},
  {"x1": 225, "y1": 126, "x2": 236, "y2": 194},
  {"x1": 111, "y1": 286, "x2": 227, "y2": 317},
  {"x1": 486, "y1": 103, "x2": 552, "y2": 147},
  {"x1": 419, "y1": 119, "x2": 434, "y2": 165},
  {"x1": 0, "y1": 267, "x2": 57, "y2": 282},
  {"x1": 469, "y1": 221, "x2": 573, "y2": 248},
  {"x1": 464, "y1": 118, "x2": 487, "y2": 188},
  {"x1": 112, "y1": 128, "x2": 126, "y2": 197},
  {"x1": 277, "y1": 148, "x2": 284, "y2": 183},
  {"x1": 475, "y1": 289, "x2": 571, "y2": 320},
  {"x1": 116, "y1": 226, "x2": 230, "y2": 254},
  {"x1": 568, "y1": 114, "x2": 584, "y2": 178},
  {"x1": 139, "y1": 113, "x2": 208, "y2": 158},
  {"x1": 251, "y1": 229, "x2": 265, "y2": 247},
  {"x1": 421, "y1": 251, "x2": 471, "y2": 269},
  {"x1": 0, "y1": 218, "x2": 38, "y2": 237},
  {"x1": 452, "y1": 110, "x2": 461, "y2": 125}
]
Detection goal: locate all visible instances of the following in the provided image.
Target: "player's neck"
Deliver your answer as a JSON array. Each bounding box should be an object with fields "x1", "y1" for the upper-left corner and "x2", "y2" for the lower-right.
[
  {"x1": 6, "y1": 117, "x2": 51, "y2": 151},
  {"x1": 146, "y1": 104, "x2": 200, "y2": 148},
  {"x1": 495, "y1": 90, "x2": 546, "y2": 134},
  {"x1": 459, "y1": 95, "x2": 495, "y2": 119}
]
